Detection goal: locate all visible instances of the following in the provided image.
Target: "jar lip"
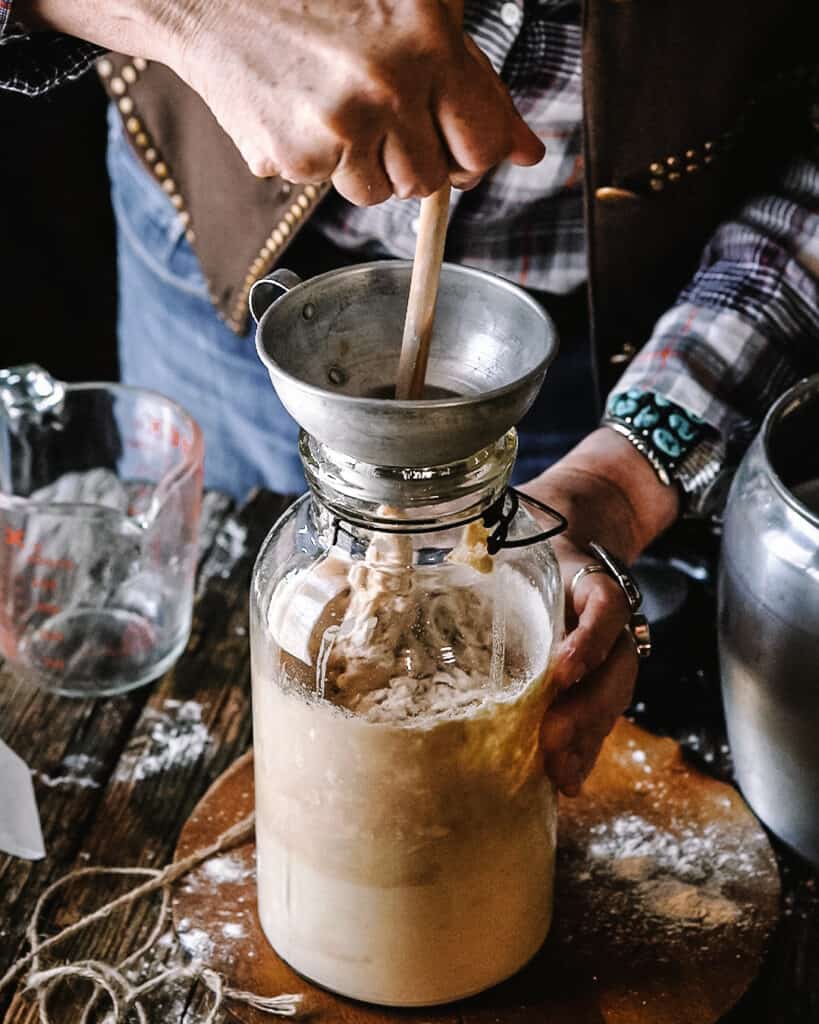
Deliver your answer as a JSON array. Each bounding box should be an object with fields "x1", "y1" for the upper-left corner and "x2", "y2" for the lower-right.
[
  {"x1": 301, "y1": 430, "x2": 518, "y2": 528},
  {"x1": 762, "y1": 374, "x2": 819, "y2": 531}
]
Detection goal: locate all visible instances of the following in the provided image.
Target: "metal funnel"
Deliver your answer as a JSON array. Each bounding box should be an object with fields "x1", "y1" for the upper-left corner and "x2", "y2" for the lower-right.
[{"x1": 251, "y1": 261, "x2": 558, "y2": 468}]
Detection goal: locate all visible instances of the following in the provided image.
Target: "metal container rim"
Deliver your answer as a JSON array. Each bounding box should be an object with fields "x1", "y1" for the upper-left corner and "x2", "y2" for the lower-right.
[
  {"x1": 254, "y1": 260, "x2": 558, "y2": 410},
  {"x1": 762, "y1": 373, "x2": 819, "y2": 531}
]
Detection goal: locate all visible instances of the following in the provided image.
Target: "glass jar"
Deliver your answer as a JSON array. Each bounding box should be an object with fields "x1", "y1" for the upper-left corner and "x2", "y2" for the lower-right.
[{"x1": 250, "y1": 429, "x2": 564, "y2": 1006}]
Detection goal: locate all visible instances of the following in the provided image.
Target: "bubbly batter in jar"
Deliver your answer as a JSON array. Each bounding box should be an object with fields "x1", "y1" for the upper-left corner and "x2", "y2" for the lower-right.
[{"x1": 251, "y1": 526, "x2": 558, "y2": 1005}]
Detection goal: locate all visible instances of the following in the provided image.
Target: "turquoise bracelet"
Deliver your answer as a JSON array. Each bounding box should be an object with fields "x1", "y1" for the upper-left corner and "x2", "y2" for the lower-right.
[{"x1": 603, "y1": 389, "x2": 708, "y2": 487}]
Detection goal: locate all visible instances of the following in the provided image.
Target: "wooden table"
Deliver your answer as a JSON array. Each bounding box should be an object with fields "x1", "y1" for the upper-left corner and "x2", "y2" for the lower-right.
[{"x1": 1, "y1": 490, "x2": 817, "y2": 1023}]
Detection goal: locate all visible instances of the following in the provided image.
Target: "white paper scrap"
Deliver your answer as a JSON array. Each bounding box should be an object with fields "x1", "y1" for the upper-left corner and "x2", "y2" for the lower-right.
[{"x1": 0, "y1": 738, "x2": 46, "y2": 860}]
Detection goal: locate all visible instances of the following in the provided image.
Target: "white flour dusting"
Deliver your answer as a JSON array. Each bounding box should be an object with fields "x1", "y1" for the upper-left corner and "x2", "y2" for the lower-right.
[
  {"x1": 115, "y1": 700, "x2": 210, "y2": 782},
  {"x1": 36, "y1": 753, "x2": 101, "y2": 789},
  {"x1": 177, "y1": 925, "x2": 214, "y2": 962},
  {"x1": 202, "y1": 853, "x2": 253, "y2": 885}
]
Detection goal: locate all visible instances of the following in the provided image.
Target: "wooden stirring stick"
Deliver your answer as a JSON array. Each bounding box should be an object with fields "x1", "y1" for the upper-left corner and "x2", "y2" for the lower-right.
[{"x1": 395, "y1": 184, "x2": 451, "y2": 400}]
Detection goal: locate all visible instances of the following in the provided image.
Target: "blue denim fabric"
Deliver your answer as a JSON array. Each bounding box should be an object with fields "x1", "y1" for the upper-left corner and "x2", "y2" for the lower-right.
[{"x1": 107, "y1": 105, "x2": 597, "y2": 500}]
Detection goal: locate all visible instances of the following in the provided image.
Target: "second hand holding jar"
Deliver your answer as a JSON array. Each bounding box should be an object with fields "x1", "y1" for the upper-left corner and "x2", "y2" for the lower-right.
[{"x1": 249, "y1": 262, "x2": 564, "y2": 1006}]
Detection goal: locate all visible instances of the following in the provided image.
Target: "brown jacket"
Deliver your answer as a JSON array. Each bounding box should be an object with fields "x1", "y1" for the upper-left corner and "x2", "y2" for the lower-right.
[{"x1": 99, "y1": 1, "x2": 813, "y2": 401}]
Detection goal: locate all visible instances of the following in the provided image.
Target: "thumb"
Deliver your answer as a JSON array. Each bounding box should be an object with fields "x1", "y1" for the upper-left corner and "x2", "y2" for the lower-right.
[{"x1": 509, "y1": 115, "x2": 546, "y2": 166}]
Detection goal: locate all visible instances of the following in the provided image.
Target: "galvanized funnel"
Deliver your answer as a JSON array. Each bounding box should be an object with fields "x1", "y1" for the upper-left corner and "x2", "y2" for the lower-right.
[{"x1": 251, "y1": 261, "x2": 558, "y2": 468}]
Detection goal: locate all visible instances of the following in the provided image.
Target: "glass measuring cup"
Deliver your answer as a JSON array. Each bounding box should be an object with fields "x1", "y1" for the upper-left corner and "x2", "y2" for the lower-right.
[{"x1": 0, "y1": 365, "x2": 203, "y2": 697}]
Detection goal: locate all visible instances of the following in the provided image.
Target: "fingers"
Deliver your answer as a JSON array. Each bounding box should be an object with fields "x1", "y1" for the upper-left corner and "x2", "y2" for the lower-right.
[
  {"x1": 331, "y1": 138, "x2": 393, "y2": 206},
  {"x1": 251, "y1": 108, "x2": 343, "y2": 185},
  {"x1": 381, "y1": 112, "x2": 451, "y2": 199},
  {"x1": 554, "y1": 571, "x2": 631, "y2": 690},
  {"x1": 434, "y1": 34, "x2": 543, "y2": 177},
  {"x1": 542, "y1": 631, "x2": 638, "y2": 796}
]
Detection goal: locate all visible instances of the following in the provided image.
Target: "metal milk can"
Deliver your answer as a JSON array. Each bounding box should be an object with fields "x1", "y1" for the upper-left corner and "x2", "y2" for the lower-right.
[{"x1": 719, "y1": 375, "x2": 819, "y2": 864}]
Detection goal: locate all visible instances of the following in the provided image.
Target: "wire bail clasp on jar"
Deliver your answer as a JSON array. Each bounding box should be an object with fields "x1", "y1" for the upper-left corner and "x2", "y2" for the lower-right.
[{"x1": 328, "y1": 487, "x2": 568, "y2": 554}]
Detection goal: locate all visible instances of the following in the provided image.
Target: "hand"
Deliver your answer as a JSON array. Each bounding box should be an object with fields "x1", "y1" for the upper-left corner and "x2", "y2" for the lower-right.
[
  {"x1": 22, "y1": 0, "x2": 543, "y2": 202},
  {"x1": 540, "y1": 533, "x2": 638, "y2": 796},
  {"x1": 519, "y1": 428, "x2": 679, "y2": 797},
  {"x1": 164, "y1": 0, "x2": 544, "y2": 204}
]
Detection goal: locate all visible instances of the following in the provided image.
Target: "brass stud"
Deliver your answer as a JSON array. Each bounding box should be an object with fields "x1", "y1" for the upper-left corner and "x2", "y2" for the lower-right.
[
  {"x1": 290, "y1": 203, "x2": 303, "y2": 219},
  {"x1": 118, "y1": 97, "x2": 134, "y2": 115},
  {"x1": 135, "y1": 132, "x2": 149, "y2": 148},
  {"x1": 122, "y1": 65, "x2": 137, "y2": 84},
  {"x1": 666, "y1": 156, "x2": 679, "y2": 169},
  {"x1": 280, "y1": 221, "x2": 291, "y2": 238},
  {"x1": 154, "y1": 162, "x2": 168, "y2": 179},
  {"x1": 595, "y1": 186, "x2": 639, "y2": 201},
  {"x1": 125, "y1": 116, "x2": 140, "y2": 134},
  {"x1": 668, "y1": 171, "x2": 681, "y2": 182},
  {"x1": 161, "y1": 178, "x2": 176, "y2": 194},
  {"x1": 610, "y1": 342, "x2": 637, "y2": 366},
  {"x1": 284, "y1": 211, "x2": 295, "y2": 225},
  {"x1": 185, "y1": 229, "x2": 196, "y2": 244},
  {"x1": 685, "y1": 149, "x2": 697, "y2": 160},
  {"x1": 281, "y1": 182, "x2": 291, "y2": 195},
  {"x1": 297, "y1": 194, "x2": 310, "y2": 210},
  {"x1": 171, "y1": 194, "x2": 184, "y2": 209},
  {"x1": 244, "y1": 274, "x2": 256, "y2": 286},
  {"x1": 272, "y1": 228, "x2": 284, "y2": 246},
  {"x1": 144, "y1": 148, "x2": 157, "y2": 163},
  {"x1": 649, "y1": 162, "x2": 665, "y2": 176},
  {"x1": 97, "y1": 59, "x2": 113, "y2": 78},
  {"x1": 686, "y1": 163, "x2": 699, "y2": 174},
  {"x1": 704, "y1": 141, "x2": 714, "y2": 152},
  {"x1": 304, "y1": 184, "x2": 318, "y2": 200},
  {"x1": 260, "y1": 246, "x2": 271, "y2": 260},
  {"x1": 133, "y1": 57, "x2": 148, "y2": 71},
  {"x1": 649, "y1": 178, "x2": 665, "y2": 192},
  {"x1": 704, "y1": 155, "x2": 714, "y2": 165},
  {"x1": 110, "y1": 77, "x2": 126, "y2": 96},
  {"x1": 178, "y1": 211, "x2": 191, "y2": 227}
]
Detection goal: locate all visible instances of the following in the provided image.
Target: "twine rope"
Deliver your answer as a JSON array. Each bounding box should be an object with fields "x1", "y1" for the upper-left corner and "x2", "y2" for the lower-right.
[{"x1": 0, "y1": 811, "x2": 304, "y2": 1022}]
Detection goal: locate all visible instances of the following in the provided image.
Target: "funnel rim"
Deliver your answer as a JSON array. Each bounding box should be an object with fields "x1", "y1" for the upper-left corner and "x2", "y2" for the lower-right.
[{"x1": 254, "y1": 260, "x2": 558, "y2": 410}]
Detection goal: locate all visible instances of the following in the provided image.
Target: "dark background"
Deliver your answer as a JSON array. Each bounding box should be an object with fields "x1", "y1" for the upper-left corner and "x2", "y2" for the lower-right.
[{"x1": 1, "y1": 72, "x2": 118, "y2": 381}]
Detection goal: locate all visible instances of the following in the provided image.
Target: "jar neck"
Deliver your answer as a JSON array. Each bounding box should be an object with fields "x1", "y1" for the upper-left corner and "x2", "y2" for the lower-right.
[{"x1": 300, "y1": 430, "x2": 517, "y2": 532}]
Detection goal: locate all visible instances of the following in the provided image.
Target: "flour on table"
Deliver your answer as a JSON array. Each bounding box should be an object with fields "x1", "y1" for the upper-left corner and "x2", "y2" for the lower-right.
[{"x1": 115, "y1": 700, "x2": 210, "y2": 782}]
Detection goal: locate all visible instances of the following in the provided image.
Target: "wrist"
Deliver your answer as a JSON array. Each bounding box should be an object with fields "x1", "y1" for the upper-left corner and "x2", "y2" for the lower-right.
[
  {"x1": 16, "y1": 0, "x2": 187, "y2": 62},
  {"x1": 521, "y1": 428, "x2": 680, "y2": 564}
]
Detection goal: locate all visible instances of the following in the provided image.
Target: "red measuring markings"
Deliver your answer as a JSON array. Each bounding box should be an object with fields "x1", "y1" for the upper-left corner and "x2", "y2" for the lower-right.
[
  {"x1": 38, "y1": 628, "x2": 65, "y2": 644},
  {"x1": 26, "y1": 545, "x2": 76, "y2": 572},
  {"x1": 4, "y1": 527, "x2": 24, "y2": 548},
  {"x1": 41, "y1": 656, "x2": 66, "y2": 672},
  {"x1": 33, "y1": 577, "x2": 58, "y2": 591},
  {"x1": 36, "y1": 602, "x2": 61, "y2": 615}
]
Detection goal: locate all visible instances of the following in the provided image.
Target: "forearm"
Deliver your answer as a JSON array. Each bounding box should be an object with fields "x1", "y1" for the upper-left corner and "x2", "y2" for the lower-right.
[
  {"x1": 525, "y1": 427, "x2": 680, "y2": 564},
  {"x1": 614, "y1": 152, "x2": 819, "y2": 449}
]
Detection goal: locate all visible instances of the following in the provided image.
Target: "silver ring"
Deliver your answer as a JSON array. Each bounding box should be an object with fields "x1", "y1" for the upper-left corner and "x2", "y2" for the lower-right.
[
  {"x1": 569, "y1": 563, "x2": 607, "y2": 598},
  {"x1": 583, "y1": 542, "x2": 652, "y2": 659}
]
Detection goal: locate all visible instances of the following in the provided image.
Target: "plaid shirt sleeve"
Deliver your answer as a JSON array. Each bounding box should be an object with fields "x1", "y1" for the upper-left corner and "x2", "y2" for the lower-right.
[
  {"x1": 0, "y1": 0, "x2": 103, "y2": 96},
  {"x1": 613, "y1": 103, "x2": 819, "y2": 454}
]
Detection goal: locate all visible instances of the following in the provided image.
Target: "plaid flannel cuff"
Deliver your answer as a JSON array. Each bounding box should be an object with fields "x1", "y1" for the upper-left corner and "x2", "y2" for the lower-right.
[
  {"x1": 0, "y1": 27, "x2": 104, "y2": 95},
  {"x1": 0, "y1": 0, "x2": 14, "y2": 36}
]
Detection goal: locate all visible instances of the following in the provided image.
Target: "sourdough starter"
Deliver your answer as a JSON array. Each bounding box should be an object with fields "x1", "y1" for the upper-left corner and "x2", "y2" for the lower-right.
[{"x1": 251, "y1": 532, "x2": 557, "y2": 1006}]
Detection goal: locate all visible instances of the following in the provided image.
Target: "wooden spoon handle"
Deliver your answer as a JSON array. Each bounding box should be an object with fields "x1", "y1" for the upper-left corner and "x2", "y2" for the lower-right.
[{"x1": 395, "y1": 184, "x2": 451, "y2": 400}]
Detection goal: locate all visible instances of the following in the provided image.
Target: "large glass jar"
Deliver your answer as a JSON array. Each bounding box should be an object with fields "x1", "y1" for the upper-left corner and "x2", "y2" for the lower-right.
[{"x1": 250, "y1": 429, "x2": 564, "y2": 1006}]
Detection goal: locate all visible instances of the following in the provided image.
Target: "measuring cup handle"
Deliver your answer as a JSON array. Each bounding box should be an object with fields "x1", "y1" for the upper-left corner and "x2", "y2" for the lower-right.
[{"x1": 249, "y1": 269, "x2": 303, "y2": 324}]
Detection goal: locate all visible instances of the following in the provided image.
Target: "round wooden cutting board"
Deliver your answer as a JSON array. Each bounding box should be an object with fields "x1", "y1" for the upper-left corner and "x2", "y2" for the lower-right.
[{"x1": 173, "y1": 719, "x2": 780, "y2": 1024}]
